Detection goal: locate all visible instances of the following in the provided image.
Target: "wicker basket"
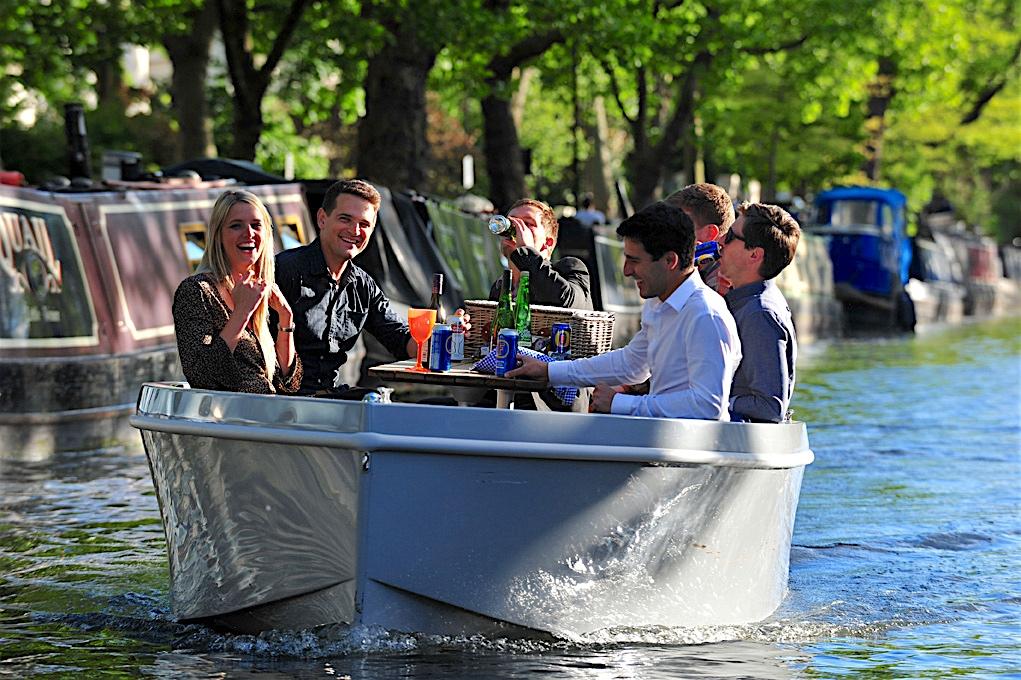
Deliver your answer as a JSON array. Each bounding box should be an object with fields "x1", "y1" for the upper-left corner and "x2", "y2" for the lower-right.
[{"x1": 464, "y1": 299, "x2": 615, "y2": 359}]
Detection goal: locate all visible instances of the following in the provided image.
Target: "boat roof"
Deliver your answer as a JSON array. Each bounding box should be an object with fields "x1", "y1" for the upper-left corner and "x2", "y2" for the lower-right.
[{"x1": 816, "y1": 186, "x2": 907, "y2": 207}]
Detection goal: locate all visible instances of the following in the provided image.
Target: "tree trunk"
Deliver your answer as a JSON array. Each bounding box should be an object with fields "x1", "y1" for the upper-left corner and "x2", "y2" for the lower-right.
[
  {"x1": 92, "y1": 60, "x2": 126, "y2": 108},
  {"x1": 615, "y1": 57, "x2": 705, "y2": 211},
  {"x1": 478, "y1": 32, "x2": 562, "y2": 209},
  {"x1": 164, "y1": 1, "x2": 217, "y2": 161},
  {"x1": 629, "y1": 149, "x2": 663, "y2": 211},
  {"x1": 481, "y1": 94, "x2": 526, "y2": 212},
  {"x1": 765, "y1": 126, "x2": 779, "y2": 202},
  {"x1": 356, "y1": 28, "x2": 436, "y2": 191},
  {"x1": 862, "y1": 56, "x2": 897, "y2": 181},
  {"x1": 217, "y1": 0, "x2": 311, "y2": 161}
]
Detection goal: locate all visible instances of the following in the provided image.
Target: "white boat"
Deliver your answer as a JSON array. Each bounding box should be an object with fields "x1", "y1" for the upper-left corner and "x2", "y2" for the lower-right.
[{"x1": 131, "y1": 382, "x2": 813, "y2": 638}]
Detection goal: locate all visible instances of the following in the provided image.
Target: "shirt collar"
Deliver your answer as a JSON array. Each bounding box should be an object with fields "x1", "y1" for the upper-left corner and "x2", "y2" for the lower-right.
[
  {"x1": 725, "y1": 279, "x2": 768, "y2": 304},
  {"x1": 659, "y1": 268, "x2": 703, "y2": 312},
  {"x1": 303, "y1": 239, "x2": 356, "y2": 285}
]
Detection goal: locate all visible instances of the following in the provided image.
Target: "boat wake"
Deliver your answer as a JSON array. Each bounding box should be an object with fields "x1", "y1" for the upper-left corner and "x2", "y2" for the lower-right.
[{"x1": 40, "y1": 591, "x2": 931, "y2": 659}]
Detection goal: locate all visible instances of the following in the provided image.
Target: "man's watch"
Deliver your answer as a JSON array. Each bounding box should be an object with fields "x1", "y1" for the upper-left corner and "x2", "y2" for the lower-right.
[{"x1": 280, "y1": 324, "x2": 296, "y2": 333}]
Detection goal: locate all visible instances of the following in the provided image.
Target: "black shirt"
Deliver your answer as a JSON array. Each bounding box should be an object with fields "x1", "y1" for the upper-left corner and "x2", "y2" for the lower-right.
[
  {"x1": 487, "y1": 247, "x2": 593, "y2": 309},
  {"x1": 276, "y1": 240, "x2": 411, "y2": 392}
]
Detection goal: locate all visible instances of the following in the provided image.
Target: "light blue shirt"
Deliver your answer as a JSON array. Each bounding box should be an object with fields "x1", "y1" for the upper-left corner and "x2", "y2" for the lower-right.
[{"x1": 548, "y1": 269, "x2": 742, "y2": 420}]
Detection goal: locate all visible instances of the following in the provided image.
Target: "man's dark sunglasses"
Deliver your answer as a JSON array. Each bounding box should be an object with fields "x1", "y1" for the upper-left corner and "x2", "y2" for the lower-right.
[{"x1": 723, "y1": 230, "x2": 747, "y2": 245}]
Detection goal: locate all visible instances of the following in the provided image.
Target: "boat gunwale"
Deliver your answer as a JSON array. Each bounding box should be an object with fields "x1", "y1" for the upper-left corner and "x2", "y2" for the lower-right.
[{"x1": 131, "y1": 383, "x2": 814, "y2": 470}]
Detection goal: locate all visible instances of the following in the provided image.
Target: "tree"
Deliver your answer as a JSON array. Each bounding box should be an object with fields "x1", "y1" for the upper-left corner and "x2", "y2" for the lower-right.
[
  {"x1": 216, "y1": 0, "x2": 313, "y2": 160},
  {"x1": 163, "y1": 0, "x2": 218, "y2": 160}
]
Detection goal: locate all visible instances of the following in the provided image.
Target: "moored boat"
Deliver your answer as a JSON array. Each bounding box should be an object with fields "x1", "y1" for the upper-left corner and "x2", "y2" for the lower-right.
[
  {"x1": 0, "y1": 183, "x2": 313, "y2": 458},
  {"x1": 132, "y1": 381, "x2": 813, "y2": 637}
]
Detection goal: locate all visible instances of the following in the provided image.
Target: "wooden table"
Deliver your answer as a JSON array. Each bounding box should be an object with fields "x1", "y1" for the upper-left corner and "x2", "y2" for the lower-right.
[{"x1": 369, "y1": 360, "x2": 547, "y2": 409}]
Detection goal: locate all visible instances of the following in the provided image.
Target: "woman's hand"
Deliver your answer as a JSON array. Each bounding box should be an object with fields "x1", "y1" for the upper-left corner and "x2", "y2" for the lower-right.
[
  {"x1": 232, "y1": 273, "x2": 268, "y2": 321},
  {"x1": 267, "y1": 283, "x2": 293, "y2": 326}
]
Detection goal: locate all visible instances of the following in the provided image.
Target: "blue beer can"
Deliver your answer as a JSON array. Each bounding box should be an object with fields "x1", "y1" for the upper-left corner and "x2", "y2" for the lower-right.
[
  {"x1": 550, "y1": 322, "x2": 572, "y2": 360},
  {"x1": 694, "y1": 240, "x2": 721, "y2": 267},
  {"x1": 495, "y1": 328, "x2": 519, "y2": 377},
  {"x1": 429, "y1": 324, "x2": 453, "y2": 372}
]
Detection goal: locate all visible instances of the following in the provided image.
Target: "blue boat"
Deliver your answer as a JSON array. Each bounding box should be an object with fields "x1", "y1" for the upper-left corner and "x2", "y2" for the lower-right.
[{"x1": 812, "y1": 186, "x2": 916, "y2": 331}]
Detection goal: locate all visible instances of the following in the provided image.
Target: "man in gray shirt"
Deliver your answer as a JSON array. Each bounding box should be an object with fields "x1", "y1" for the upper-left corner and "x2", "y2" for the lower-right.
[{"x1": 717, "y1": 202, "x2": 800, "y2": 423}]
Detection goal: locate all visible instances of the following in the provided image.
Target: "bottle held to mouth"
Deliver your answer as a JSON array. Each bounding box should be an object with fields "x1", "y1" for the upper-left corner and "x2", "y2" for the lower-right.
[{"x1": 488, "y1": 215, "x2": 515, "y2": 238}]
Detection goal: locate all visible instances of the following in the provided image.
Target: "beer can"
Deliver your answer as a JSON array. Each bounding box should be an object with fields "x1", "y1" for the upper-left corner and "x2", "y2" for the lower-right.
[
  {"x1": 447, "y1": 314, "x2": 465, "y2": 361},
  {"x1": 429, "y1": 324, "x2": 453, "y2": 372},
  {"x1": 495, "y1": 328, "x2": 519, "y2": 377},
  {"x1": 694, "y1": 240, "x2": 721, "y2": 267},
  {"x1": 550, "y1": 322, "x2": 572, "y2": 360}
]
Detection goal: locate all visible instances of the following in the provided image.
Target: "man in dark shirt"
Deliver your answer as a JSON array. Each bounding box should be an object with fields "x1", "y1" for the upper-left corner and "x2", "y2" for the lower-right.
[
  {"x1": 485, "y1": 198, "x2": 592, "y2": 411},
  {"x1": 487, "y1": 198, "x2": 592, "y2": 310},
  {"x1": 717, "y1": 202, "x2": 800, "y2": 423},
  {"x1": 276, "y1": 179, "x2": 416, "y2": 394}
]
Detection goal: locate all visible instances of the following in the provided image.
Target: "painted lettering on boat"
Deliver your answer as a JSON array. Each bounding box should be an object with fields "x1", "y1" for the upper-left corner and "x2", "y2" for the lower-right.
[{"x1": 0, "y1": 210, "x2": 63, "y2": 297}]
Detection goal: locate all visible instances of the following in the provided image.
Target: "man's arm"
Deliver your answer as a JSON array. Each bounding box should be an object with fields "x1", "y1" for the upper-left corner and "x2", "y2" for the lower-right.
[
  {"x1": 611, "y1": 312, "x2": 739, "y2": 419},
  {"x1": 547, "y1": 327, "x2": 651, "y2": 388},
  {"x1": 364, "y1": 278, "x2": 413, "y2": 360},
  {"x1": 510, "y1": 248, "x2": 592, "y2": 309},
  {"x1": 729, "y1": 310, "x2": 791, "y2": 423}
]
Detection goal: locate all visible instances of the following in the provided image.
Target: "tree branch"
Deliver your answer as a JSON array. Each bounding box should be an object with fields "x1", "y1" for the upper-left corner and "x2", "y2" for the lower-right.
[
  {"x1": 654, "y1": 50, "x2": 711, "y2": 167},
  {"x1": 215, "y1": 0, "x2": 255, "y2": 104},
  {"x1": 597, "y1": 55, "x2": 636, "y2": 127},
  {"x1": 259, "y1": 0, "x2": 313, "y2": 94},
  {"x1": 487, "y1": 29, "x2": 564, "y2": 81},
  {"x1": 960, "y1": 39, "x2": 1021, "y2": 125},
  {"x1": 743, "y1": 35, "x2": 809, "y2": 56}
]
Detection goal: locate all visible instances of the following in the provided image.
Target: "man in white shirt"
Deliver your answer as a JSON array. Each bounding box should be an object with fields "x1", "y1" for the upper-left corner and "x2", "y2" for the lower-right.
[{"x1": 508, "y1": 202, "x2": 742, "y2": 419}]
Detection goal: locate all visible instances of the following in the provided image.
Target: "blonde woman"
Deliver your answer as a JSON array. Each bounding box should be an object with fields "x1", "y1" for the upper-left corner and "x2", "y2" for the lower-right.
[{"x1": 173, "y1": 190, "x2": 301, "y2": 393}]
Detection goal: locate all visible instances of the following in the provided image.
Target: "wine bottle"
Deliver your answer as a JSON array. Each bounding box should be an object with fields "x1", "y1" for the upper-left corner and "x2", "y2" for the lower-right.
[
  {"x1": 424, "y1": 273, "x2": 445, "y2": 358},
  {"x1": 514, "y1": 271, "x2": 532, "y2": 347},
  {"x1": 491, "y1": 268, "x2": 515, "y2": 351}
]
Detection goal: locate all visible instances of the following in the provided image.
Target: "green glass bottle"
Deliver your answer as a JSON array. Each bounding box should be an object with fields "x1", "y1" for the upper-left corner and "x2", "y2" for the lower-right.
[
  {"x1": 514, "y1": 271, "x2": 532, "y2": 347},
  {"x1": 491, "y1": 268, "x2": 515, "y2": 351}
]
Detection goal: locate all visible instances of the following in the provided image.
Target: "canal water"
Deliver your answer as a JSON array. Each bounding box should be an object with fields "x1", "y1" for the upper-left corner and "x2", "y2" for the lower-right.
[{"x1": 2, "y1": 318, "x2": 1019, "y2": 678}]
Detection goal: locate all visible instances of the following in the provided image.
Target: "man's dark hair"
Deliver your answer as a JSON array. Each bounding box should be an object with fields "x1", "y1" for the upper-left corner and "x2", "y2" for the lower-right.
[
  {"x1": 616, "y1": 202, "x2": 696, "y2": 264},
  {"x1": 738, "y1": 202, "x2": 801, "y2": 279},
  {"x1": 321, "y1": 179, "x2": 381, "y2": 215}
]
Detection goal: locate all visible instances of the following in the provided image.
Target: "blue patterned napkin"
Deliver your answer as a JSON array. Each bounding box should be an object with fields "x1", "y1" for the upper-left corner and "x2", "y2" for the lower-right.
[{"x1": 472, "y1": 346, "x2": 578, "y2": 406}]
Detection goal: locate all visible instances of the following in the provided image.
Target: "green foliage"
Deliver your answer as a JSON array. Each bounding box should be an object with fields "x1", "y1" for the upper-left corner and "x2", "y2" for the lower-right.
[
  {"x1": 0, "y1": 0, "x2": 1015, "y2": 243},
  {"x1": 255, "y1": 99, "x2": 331, "y2": 179}
]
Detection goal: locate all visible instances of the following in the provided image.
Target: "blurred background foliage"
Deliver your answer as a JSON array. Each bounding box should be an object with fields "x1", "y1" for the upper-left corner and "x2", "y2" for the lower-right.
[{"x1": 0, "y1": 0, "x2": 1017, "y2": 241}]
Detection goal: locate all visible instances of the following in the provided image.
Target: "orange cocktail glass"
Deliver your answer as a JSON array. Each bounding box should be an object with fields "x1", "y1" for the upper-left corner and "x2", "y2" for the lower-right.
[{"x1": 407, "y1": 308, "x2": 437, "y2": 372}]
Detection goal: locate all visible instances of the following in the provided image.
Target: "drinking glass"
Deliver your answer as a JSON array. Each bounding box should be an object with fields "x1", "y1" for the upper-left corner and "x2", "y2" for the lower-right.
[{"x1": 407, "y1": 308, "x2": 437, "y2": 372}]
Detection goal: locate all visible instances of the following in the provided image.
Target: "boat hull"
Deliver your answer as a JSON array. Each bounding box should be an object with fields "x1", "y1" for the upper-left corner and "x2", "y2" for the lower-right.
[
  {"x1": 133, "y1": 383, "x2": 812, "y2": 637},
  {"x1": 358, "y1": 451, "x2": 803, "y2": 636}
]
